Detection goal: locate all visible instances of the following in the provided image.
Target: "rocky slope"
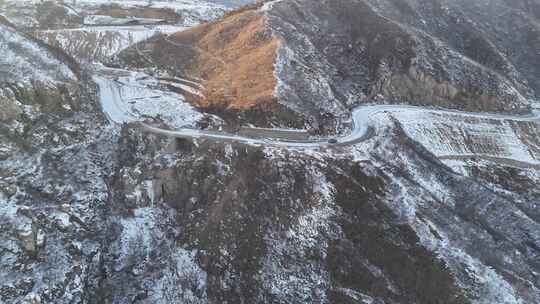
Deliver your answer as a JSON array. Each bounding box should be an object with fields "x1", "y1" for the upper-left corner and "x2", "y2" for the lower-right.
[
  {"x1": 268, "y1": 0, "x2": 539, "y2": 125},
  {"x1": 0, "y1": 1, "x2": 82, "y2": 29},
  {"x1": 272, "y1": 0, "x2": 540, "y2": 130},
  {"x1": 1, "y1": 1, "x2": 539, "y2": 304},
  {"x1": 32, "y1": 25, "x2": 188, "y2": 63},
  {"x1": 0, "y1": 17, "x2": 114, "y2": 303},
  {"x1": 84, "y1": 117, "x2": 537, "y2": 304},
  {"x1": 0, "y1": 18, "x2": 85, "y2": 132}
]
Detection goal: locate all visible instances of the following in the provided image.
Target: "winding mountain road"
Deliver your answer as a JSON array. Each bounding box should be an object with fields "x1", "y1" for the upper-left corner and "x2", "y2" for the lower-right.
[
  {"x1": 93, "y1": 64, "x2": 540, "y2": 151},
  {"x1": 48, "y1": 22, "x2": 538, "y2": 167},
  {"x1": 139, "y1": 105, "x2": 540, "y2": 148}
]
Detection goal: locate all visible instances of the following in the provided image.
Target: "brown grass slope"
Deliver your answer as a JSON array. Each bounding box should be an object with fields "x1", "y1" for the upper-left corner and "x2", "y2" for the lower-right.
[{"x1": 153, "y1": 3, "x2": 281, "y2": 110}]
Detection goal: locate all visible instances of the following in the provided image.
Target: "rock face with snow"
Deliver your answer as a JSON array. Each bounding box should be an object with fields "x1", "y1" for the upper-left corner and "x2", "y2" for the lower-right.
[
  {"x1": 1, "y1": 1, "x2": 540, "y2": 304},
  {"x1": 0, "y1": 18, "x2": 110, "y2": 303},
  {"x1": 0, "y1": 19, "x2": 86, "y2": 128},
  {"x1": 268, "y1": 0, "x2": 540, "y2": 131}
]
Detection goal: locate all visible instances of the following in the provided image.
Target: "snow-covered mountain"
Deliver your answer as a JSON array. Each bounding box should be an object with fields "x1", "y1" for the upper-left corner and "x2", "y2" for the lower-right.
[{"x1": 1, "y1": 0, "x2": 539, "y2": 303}]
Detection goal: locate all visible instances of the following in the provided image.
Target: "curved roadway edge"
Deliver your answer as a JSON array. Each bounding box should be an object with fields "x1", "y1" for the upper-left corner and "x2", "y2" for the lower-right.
[
  {"x1": 90, "y1": 50, "x2": 540, "y2": 166},
  {"x1": 93, "y1": 65, "x2": 540, "y2": 151},
  {"x1": 94, "y1": 69, "x2": 540, "y2": 148},
  {"x1": 92, "y1": 63, "x2": 540, "y2": 170},
  {"x1": 139, "y1": 101, "x2": 540, "y2": 149},
  {"x1": 38, "y1": 21, "x2": 537, "y2": 159}
]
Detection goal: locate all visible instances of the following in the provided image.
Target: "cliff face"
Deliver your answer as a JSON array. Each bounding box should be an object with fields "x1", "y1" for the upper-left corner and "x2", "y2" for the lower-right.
[
  {"x1": 0, "y1": 20, "x2": 92, "y2": 139},
  {"x1": 4, "y1": 113, "x2": 539, "y2": 303},
  {"x1": 107, "y1": 1, "x2": 540, "y2": 301},
  {"x1": 0, "y1": 19, "x2": 112, "y2": 304}
]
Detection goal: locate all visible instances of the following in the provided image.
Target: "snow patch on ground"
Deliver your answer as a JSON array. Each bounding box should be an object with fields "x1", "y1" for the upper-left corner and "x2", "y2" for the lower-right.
[
  {"x1": 368, "y1": 107, "x2": 540, "y2": 165},
  {"x1": 84, "y1": 15, "x2": 165, "y2": 26},
  {"x1": 151, "y1": 248, "x2": 208, "y2": 303},
  {"x1": 93, "y1": 66, "x2": 204, "y2": 128},
  {"x1": 78, "y1": 0, "x2": 226, "y2": 26},
  {"x1": 412, "y1": 217, "x2": 526, "y2": 304},
  {"x1": 394, "y1": 109, "x2": 539, "y2": 164},
  {"x1": 113, "y1": 207, "x2": 208, "y2": 303}
]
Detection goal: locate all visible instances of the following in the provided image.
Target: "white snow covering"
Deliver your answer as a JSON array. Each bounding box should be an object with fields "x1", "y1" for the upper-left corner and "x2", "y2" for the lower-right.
[
  {"x1": 83, "y1": 15, "x2": 165, "y2": 26},
  {"x1": 151, "y1": 248, "x2": 207, "y2": 303},
  {"x1": 413, "y1": 220, "x2": 526, "y2": 304},
  {"x1": 115, "y1": 207, "x2": 207, "y2": 302},
  {"x1": 93, "y1": 66, "x2": 204, "y2": 128},
  {"x1": 112, "y1": 100, "x2": 540, "y2": 158},
  {"x1": 0, "y1": 25, "x2": 75, "y2": 84},
  {"x1": 144, "y1": 180, "x2": 155, "y2": 206},
  {"x1": 261, "y1": 0, "x2": 284, "y2": 12},
  {"x1": 377, "y1": 145, "x2": 530, "y2": 303},
  {"x1": 158, "y1": 79, "x2": 206, "y2": 98},
  {"x1": 272, "y1": 43, "x2": 349, "y2": 120},
  {"x1": 59, "y1": 0, "x2": 225, "y2": 26},
  {"x1": 70, "y1": 0, "x2": 225, "y2": 12},
  {"x1": 34, "y1": 25, "x2": 186, "y2": 62},
  {"x1": 115, "y1": 208, "x2": 168, "y2": 273},
  {"x1": 60, "y1": 3, "x2": 81, "y2": 17},
  {"x1": 9, "y1": 0, "x2": 225, "y2": 13},
  {"x1": 391, "y1": 108, "x2": 540, "y2": 165}
]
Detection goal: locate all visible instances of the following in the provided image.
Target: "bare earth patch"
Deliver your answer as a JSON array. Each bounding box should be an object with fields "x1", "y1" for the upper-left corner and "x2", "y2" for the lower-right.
[{"x1": 162, "y1": 4, "x2": 280, "y2": 111}]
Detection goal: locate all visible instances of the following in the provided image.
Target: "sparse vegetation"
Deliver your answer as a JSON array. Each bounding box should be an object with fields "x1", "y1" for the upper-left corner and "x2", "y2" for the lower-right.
[{"x1": 128, "y1": 6, "x2": 281, "y2": 111}]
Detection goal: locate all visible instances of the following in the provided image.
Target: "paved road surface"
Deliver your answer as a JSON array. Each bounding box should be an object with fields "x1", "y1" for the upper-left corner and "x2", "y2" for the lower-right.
[{"x1": 93, "y1": 65, "x2": 540, "y2": 151}]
